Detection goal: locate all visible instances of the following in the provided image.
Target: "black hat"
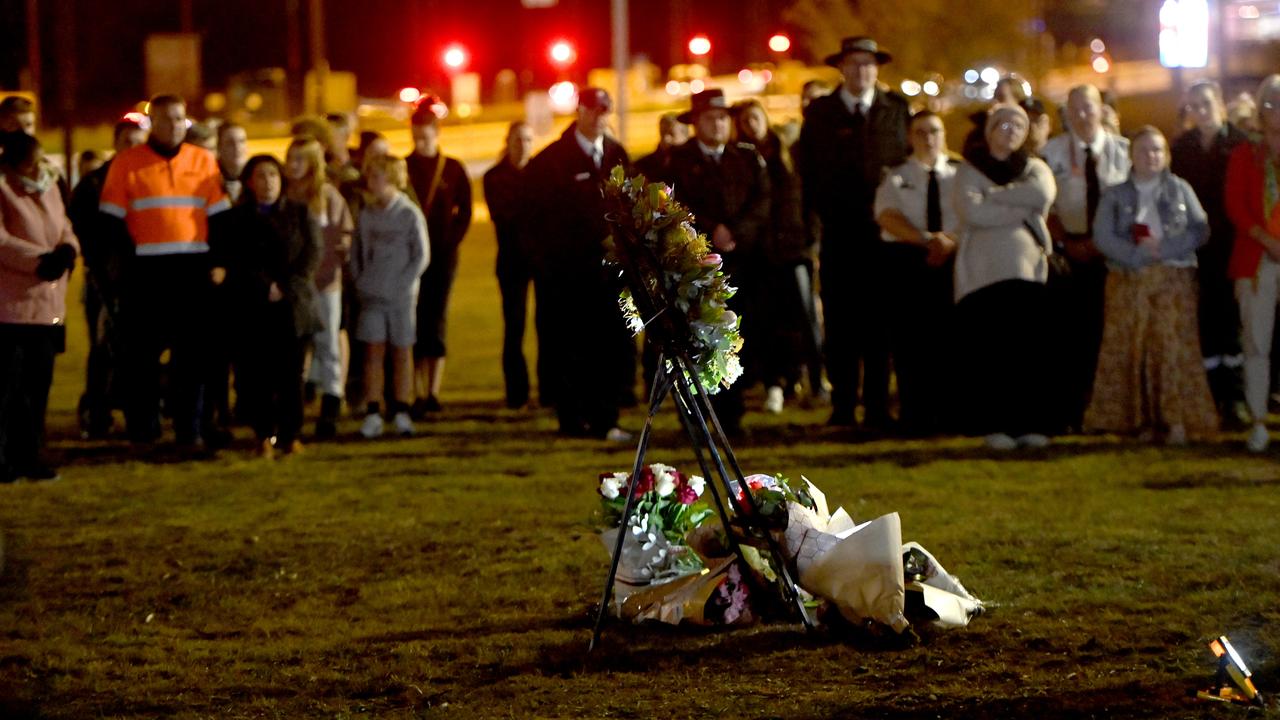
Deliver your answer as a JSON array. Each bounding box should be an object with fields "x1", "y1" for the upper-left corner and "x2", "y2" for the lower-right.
[
  {"x1": 578, "y1": 87, "x2": 613, "y2": 111},
  {"x1": 677, "y1": 88, "x2": 729, "y2": 124},
  {"x1": 824, "y1": 36, "x2": 892, "y2": 67}
]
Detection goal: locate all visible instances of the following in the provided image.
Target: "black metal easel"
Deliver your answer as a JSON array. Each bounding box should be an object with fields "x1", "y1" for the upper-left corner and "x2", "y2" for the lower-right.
[{"x1": 588, "y1": 197, "x2": 813, "y2": 653}]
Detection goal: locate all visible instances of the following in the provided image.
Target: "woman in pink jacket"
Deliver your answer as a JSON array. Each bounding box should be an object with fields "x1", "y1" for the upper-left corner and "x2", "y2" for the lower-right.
[{"x1": 0, "y1": 132, "x2": 79, "y2": 482}]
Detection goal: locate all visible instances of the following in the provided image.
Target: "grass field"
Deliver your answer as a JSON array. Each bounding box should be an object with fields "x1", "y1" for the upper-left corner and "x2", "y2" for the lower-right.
[{"x1": 2, "y1": 220, "x2": 1280, "y2": 719}]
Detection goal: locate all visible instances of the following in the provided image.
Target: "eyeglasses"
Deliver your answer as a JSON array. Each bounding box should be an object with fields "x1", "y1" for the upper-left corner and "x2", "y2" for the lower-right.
[{"x1": 995, "y1": 121, "x2": 1027, "y2": 132}]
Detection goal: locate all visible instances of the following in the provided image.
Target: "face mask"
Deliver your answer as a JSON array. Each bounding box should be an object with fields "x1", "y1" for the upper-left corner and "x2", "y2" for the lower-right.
[{"x1": 18, "y1": 165, "x2": 53, "y2": 195}]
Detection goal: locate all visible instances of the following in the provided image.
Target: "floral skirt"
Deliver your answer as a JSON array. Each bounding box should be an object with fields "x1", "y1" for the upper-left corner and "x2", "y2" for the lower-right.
[{"x1": 1083, "y1": 266, "x2": 1219, "y2": 437}]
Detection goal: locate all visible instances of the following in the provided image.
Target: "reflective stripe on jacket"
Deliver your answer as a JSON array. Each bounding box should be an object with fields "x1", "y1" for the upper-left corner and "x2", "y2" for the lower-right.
[{"x1": 99, "y1": 143, "x2": 228, "y2": 256}]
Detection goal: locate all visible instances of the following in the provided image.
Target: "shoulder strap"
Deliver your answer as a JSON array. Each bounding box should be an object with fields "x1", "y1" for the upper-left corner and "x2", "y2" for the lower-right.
[{"x1": 423, "y1": 156, "x2": 447, "y2": 212}]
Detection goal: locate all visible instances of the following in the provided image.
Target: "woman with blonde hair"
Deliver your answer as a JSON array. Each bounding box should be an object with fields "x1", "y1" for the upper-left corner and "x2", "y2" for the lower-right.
[
  {"x1": 1085, "y1": 126, "x2": 1217, "y2": 444},
  {"x1": 285, "y1": 135, "x2": 354, "y2": 439},
  {"x1": 1225, "y1": 74, "x2": 1280, "y2": 452}
]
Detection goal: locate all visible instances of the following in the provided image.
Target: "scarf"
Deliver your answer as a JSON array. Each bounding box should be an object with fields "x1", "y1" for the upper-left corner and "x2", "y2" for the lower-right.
[{"x1": 963, "y1": 144, "x2": 1029, "y2": 186}]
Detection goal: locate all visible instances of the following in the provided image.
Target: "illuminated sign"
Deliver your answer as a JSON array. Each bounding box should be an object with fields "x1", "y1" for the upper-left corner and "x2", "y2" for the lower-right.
[{"x1": 1160, "y1": 0, "x2": 1210, "y2": 68}]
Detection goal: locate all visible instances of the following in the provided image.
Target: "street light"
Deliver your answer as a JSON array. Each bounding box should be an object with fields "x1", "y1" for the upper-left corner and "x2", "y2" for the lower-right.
[
  {"x1": 549, "y1": 39, "x2": 576, "y2": 67},
  {"x1": 688, "y1": 35, "x2": 711, "y2": 57},
  {"x1": 768, "y1": 33, "x2": 791, "y2": 53},
  {"x1": 442, "y1": 44, "x2": 469, "y2": 72}
]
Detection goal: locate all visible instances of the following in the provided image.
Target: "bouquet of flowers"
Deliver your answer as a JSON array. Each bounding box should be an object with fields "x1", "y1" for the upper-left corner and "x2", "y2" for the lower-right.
[
  {"x1": 598, "y1": 468, "x2": 984, "y2": 633},
  {"x1": 603, "y1": 167, "x2": 743, "y2": 394},
  {"x1": 599, "y1": 463, "x2": 759, "y2": 625}
]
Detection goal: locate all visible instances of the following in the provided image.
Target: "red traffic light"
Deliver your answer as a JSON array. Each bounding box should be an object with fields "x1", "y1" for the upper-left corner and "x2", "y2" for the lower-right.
[
  {"x1": 442, "y1": 44, "x2": 469, "y2": 71},
  {"x1": 549, "y1": 39, "x2": 576, "y2": 66},
  {"x1": 768, "y1": 33, "x2": 791, "y2": 53},
  {"x1": 688, "y1": 35, "x2": 711, "y2": 57}
]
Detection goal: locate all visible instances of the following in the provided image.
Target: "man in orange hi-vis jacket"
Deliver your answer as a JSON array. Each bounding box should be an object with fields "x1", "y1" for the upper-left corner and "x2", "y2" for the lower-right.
[{"x1": 100, "y1": 94, "x2": 230, "y2": 450}]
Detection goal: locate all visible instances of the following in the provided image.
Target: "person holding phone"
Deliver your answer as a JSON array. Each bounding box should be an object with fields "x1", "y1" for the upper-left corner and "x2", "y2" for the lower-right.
[{"x1": 1085, "y1": 126, "x2": 1218, "y2": 444}]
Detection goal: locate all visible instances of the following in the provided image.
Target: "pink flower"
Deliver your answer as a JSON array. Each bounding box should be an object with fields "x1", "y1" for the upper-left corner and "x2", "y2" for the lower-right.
[
  {"x1": 677, "y1": 484, "x2": 698, "y2": 505},
  {"x1": 632, "y1": 467, "x2": 655, "y2": 496}
]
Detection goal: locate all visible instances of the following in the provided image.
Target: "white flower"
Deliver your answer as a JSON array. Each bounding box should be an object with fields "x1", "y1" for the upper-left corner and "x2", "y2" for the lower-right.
[
  {"x1": 600, "y1": 475, "x2": 621, "y2": 500},
  {"x1": 689, "y1": 475, "x2": 706, "y2": 497},
  {"x1": 654, "y1": 467, "x2": 677, "y2": 497},
  {"x1": 723, "y1": 354, "x2": 744, "y2": 386}
]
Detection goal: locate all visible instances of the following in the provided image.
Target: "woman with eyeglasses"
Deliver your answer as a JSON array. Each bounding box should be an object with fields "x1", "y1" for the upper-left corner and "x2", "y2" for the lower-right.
[
  {"x1": 952, "y1": 103, "x2": 1058, "y2": 451},
  {"x1": 1225, "y1": 75, "x2": 1280, "y2": 452}
]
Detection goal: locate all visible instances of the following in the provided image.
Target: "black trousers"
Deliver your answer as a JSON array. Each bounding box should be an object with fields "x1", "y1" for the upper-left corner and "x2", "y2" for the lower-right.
[
  {"x1": 0, "y1": 324, "x2": 60, "y2": 474},
  {"x1": 539, "y1": 270, "x2": 631, "y2": 436},
  {"x1": 885, "y1": 245, "x2": 954, "y2": 434},
  {"x1": 954, "y1": 279, "x2": 1053, "y2": 437},
  {"x1": 80, "y1": 279, "x2": 117, "y2": 433},
  {"x1": 497, "y1": 261, "x2": 532, "y2": 408},
  {"x1": 236, "y1": 304, "x2": 306, "y2": 445},
  {"x1": 1049, "y1": 258, "x2": 1108, "y2": 431},
  {"x1": 757, "y1": 260, "x2": 809, "y2": 390},
  {"x1": 120, "y1": 255, "x2": 213, "y2": 444},
  {"x1": 820, "y1": 242, "x2": 891, "y2": 424},
  {"x1": 415, "y1": 250, "x2": 459, "y2": 360}
]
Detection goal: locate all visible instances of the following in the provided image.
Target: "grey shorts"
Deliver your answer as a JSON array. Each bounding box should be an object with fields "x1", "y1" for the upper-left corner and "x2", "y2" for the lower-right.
[{"x1": 356, "y1": 300, "x2": 416, "y2": 347}]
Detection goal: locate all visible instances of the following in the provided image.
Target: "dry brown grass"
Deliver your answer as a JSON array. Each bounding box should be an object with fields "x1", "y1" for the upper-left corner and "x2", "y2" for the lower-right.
[{"x1": 2, "y1": 223, "x2": 1279, "y2": 719}]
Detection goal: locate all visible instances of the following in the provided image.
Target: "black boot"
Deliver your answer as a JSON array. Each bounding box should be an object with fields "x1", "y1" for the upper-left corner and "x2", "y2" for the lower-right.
[{"x1": 315, "y1": 394, "x2": 341, "y2": 440}]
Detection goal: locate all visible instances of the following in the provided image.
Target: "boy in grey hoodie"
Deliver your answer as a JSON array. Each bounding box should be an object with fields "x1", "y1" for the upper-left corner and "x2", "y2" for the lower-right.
[{"x1": 350, "y1": 155, "x2": 430, "y2": 437}]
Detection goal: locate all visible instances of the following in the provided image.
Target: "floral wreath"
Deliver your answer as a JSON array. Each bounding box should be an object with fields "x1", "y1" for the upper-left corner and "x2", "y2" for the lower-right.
[{"x1": 603, "y1": 166, "x2": 744, "y2": 394}]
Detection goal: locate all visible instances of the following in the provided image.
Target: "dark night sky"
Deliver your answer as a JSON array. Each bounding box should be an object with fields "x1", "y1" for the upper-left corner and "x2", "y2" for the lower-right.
[{"x1": 0, "y1": 0, "x2": 795, "y2": 122}]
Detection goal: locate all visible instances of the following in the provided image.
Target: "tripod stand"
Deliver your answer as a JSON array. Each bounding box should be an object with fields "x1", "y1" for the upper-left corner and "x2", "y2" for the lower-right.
[{"x1": 588, "y1": 179, "x2": 813, "y2": 652}]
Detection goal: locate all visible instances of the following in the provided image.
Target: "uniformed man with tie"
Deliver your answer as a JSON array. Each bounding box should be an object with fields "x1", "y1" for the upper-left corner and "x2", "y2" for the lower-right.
[
  {"x1": 873, "y1": 109, "x2": 959, "y2": 435},
  {"x1": 1041, "y1": 84, "x2": 1130, "y2": 432},
  {"x1": 523, "y1": 88, "x2": 635, "y2": 440}
]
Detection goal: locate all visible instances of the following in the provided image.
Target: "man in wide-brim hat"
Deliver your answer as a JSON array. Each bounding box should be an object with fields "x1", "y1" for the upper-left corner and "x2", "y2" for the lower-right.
[
  {"x1": 823, "y1": 36, "x2": 893, "y2": 67},
  {"x1": 676, "y1": 87, "x2": 730, "y2": 124},
  {"x1": 793, "y1": 36, "x2": 911, "y2": 432}
]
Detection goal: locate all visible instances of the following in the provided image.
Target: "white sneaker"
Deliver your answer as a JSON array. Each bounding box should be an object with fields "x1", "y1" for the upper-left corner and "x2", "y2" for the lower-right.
[
  {"x1": 360, "y1": 413, "x2": 384, "y2": 439},
  {"x1": 1247, "y1": 424, "x2": 1270, "y2": 453},
  {"x1": 604, "y1": 427, "x2": 634, "y2": 443},
  {"x1": 1016, "y1": 433, "x2": 1050, "y2": 449},
  {"x1": 764, "y1": 386, "x2": 785, "y2": 414},
  {"x1": 393, "y1": 411, "x2": 415, "y2": 436},
  {"x1": 762, "y1": 384, "x2": 783, "y2": 412},
  {"x1": 984, "y1": 433, "x2": 1018, "y2": 451}
]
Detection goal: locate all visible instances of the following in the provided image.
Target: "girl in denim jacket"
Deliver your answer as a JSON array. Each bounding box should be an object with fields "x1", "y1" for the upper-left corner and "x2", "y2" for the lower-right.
[{"x1": 1085, "y1": 126, "x2": 1219, "y2": 443}]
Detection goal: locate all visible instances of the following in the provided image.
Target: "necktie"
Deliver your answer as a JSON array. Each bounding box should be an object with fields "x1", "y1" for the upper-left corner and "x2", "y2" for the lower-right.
[
  {"x1": 592, "y1": 148, "x2": 602, "y2": 169},
  {"x1": 926, "y1": 168, "x2": 942, "y2": 233},
  {"x1": 1084, "y1": 145, "x2": 1100, "y2": 234}
]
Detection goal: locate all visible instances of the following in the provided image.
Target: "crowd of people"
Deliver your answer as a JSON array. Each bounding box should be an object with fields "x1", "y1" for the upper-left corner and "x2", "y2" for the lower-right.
[{"x1": 2, "y1": 31, "x2": 1279, "y2": 480}]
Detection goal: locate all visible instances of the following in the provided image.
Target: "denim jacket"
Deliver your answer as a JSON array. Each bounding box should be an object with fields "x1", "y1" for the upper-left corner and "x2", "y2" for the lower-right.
[{"x1": 1092, "y1": 170, "x2": 1208, "y2": 271}]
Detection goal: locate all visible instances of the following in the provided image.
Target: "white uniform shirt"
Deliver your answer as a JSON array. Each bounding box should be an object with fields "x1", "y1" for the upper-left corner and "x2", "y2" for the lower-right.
[
  {"x1": 1041, "y1": 130, "x2": 1130, "y2": 235},
  {"x1": 874, "y1": 155, "x2": 960, "y2": 241}
]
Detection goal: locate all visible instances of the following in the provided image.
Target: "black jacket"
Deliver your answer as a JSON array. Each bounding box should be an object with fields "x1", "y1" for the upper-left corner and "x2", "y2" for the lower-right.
[
  {"x1": 406, "y1": 152, "x2": 472, "y2": 260},
  {"x1": 794, "y1": 88, "x2": 910, "y2": 230},
  {"x1": 1170, "y1": 123, "x2": 1250, "y2": 265},
  {"x1": 666, "y1": 140, "x2": 771, "y2": 265},
  {"x1": 482, "y1": 156, "x2": 528, "y2": 274},
  {"x1": 523, "y1": 125, "x2": 630, "y2": 278},
  {"x1": 212, "y1": 200, "x2": 322, "y2": 337}
]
